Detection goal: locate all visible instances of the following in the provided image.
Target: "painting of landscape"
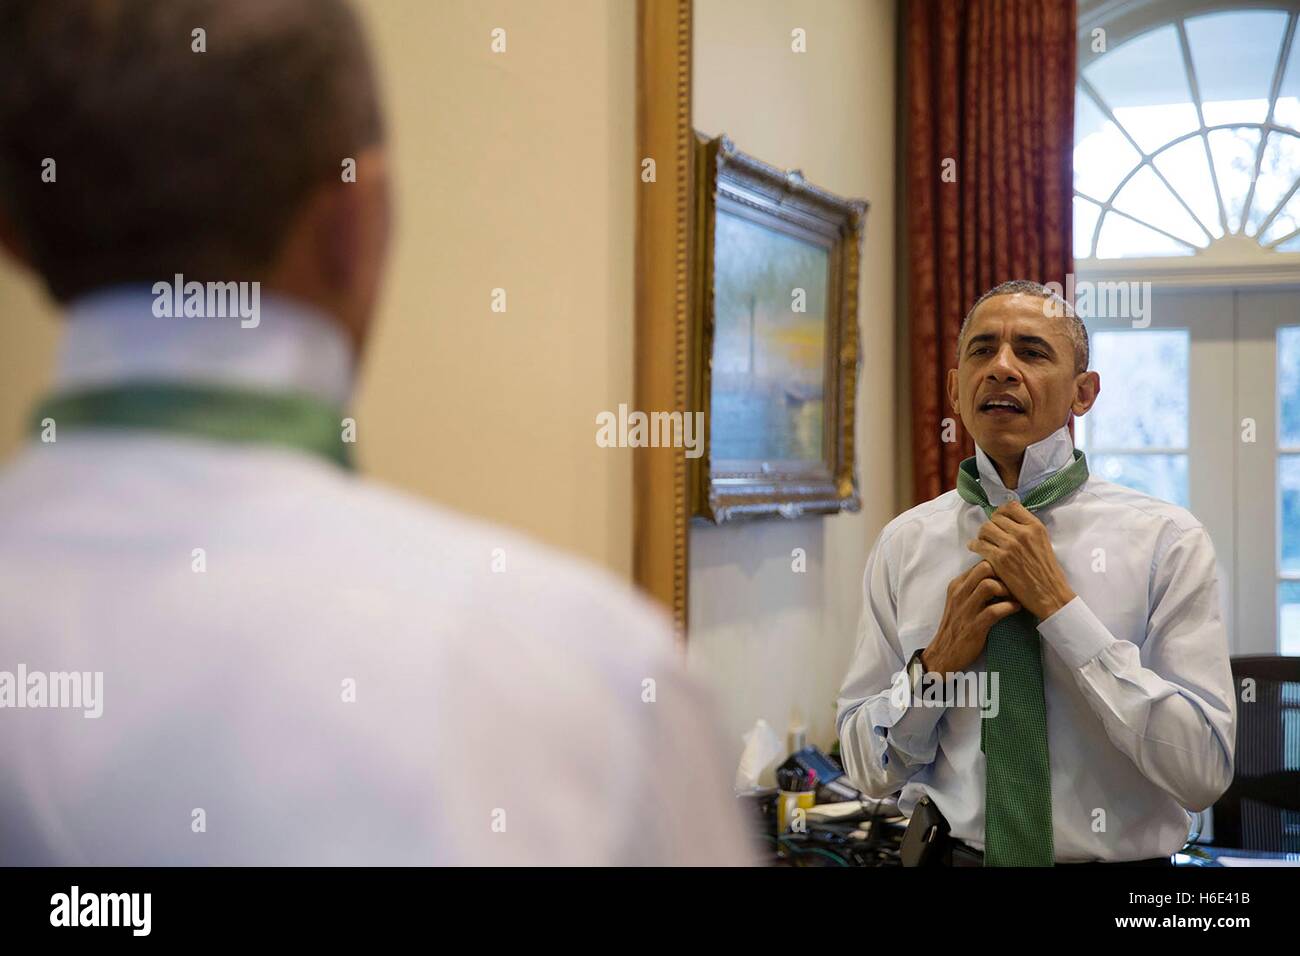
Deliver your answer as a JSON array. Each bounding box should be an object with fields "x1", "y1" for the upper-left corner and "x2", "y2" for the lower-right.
[{"x1": 709, "y1": 208, "x2": 828, "y2": 468}]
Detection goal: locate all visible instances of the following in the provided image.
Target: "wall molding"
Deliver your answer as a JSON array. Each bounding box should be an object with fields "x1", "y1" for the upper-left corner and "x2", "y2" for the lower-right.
[{"x1": 1075, "y1": 257, "x2": 1300, "y2": 291}]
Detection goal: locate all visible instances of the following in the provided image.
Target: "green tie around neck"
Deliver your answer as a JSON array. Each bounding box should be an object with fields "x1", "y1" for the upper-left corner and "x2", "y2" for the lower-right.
[
  {"x1": 955, "y1": 447, "x2": 1088, "y2": 866},
  {"x1": 30, "y1": 382, "x2": 355, "y2": 471}
]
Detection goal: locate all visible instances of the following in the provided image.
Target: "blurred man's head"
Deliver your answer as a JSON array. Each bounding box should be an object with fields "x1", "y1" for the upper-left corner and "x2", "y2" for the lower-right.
[
  {"x1": 0, "y1": 0, "x2": 390, "y2": 351},
  {"x1": 947, "y1": 279, "x2": 1100, "y2": 470}
]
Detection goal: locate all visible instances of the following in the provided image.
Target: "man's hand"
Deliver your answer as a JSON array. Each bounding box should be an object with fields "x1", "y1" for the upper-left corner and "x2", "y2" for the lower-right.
[
  {"x1": 966, "y1": 500, "x2": 1076, "y2": 621},
  {"x1": 921, "y1": 560, "x2": 1021, "y2": 675}
]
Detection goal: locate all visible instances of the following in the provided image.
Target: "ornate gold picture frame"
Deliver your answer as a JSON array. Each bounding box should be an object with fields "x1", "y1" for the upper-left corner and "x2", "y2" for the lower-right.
[
  {"x1": 634, "y1": 0, "x2": 693, "y2": 639},
  {"x1": 691, "y1": 134, "x2": 867, "y2": 523}
]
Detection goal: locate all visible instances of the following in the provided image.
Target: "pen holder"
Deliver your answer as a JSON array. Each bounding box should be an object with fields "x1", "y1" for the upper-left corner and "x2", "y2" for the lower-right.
[{"x1": 777, "y1": 789, "x2": 816, "y2": 832}]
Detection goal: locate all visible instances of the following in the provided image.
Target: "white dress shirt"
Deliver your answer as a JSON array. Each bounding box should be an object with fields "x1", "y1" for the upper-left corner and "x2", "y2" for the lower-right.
[
  {"x1": 0, "y1": 287, "x2": 752, "y2": 865},
  {"x1": 836, "y1": 425, "x2": 1236, "y2": 862}
]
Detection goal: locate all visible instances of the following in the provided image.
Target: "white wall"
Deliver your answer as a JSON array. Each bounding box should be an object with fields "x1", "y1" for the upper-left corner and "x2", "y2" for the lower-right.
[{"x1": 689, "y1": 0, "x2": 897, "y2": 768}]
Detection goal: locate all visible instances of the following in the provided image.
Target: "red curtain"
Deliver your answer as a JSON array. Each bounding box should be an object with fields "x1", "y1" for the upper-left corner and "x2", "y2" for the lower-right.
[{"x1": 906, "y1": 0, "x2": 1076, "y2": 505}]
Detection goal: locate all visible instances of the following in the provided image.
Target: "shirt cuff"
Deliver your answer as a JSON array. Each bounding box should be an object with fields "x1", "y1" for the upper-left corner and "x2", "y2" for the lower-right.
[
  {"x1": 864, "y1": 673, "x2": 948, "y2": 766},
  {"x1": 1037, "y1": 595, "x2": 1116, "y2": 670}
]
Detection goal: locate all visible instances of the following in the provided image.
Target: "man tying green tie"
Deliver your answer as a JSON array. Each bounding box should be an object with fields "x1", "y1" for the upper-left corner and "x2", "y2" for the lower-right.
[{"x1": 837, "y1": 280, "x2": 1236, "y2": 866}]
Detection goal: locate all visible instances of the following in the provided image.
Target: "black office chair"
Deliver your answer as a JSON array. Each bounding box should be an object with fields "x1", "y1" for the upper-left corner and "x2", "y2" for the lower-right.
[{"x1": 1209, "y1": 656, "x2": 1300, "y2": 852}]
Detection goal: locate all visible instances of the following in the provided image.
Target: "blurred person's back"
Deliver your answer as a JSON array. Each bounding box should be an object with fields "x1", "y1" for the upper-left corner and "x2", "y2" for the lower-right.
[{"x1": 0, "y1": 0, "x2": 749, "y2": 865}]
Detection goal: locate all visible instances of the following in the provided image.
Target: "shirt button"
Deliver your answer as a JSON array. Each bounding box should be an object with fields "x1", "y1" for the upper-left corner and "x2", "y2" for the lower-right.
[
  {"x1": 873, "y1": 725, "x2": 887, "y2": 737},
  {"x1": 880, "y1": 752, "x2": 890, "y2": 768}
]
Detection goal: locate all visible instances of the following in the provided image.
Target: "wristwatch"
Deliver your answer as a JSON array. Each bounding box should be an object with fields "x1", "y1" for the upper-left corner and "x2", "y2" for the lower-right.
[{"x1": 907, "y1": 648, "x2": 927, "y2": 697}]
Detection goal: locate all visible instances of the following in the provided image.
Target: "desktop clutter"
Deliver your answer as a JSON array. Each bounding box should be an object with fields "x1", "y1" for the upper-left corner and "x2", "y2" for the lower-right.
[{"x1": 735, "y1": 718, "x2": 905, "y2": 866}]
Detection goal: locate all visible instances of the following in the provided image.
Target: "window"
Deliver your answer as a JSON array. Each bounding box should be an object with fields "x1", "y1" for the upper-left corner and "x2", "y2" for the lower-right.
[
  {"x1": 1075, "y1": 2, "x2": 1300, "y2": 656},
  {"x1": 1076, "y1": 329, "x2": 1189, "y2": 507},
  {"x1": 1075, "y1": 7, "x2": 1300, "y2": 259},
  {"x1": 1280, "y1": 326, "x2": 1300, "y2": 653}
]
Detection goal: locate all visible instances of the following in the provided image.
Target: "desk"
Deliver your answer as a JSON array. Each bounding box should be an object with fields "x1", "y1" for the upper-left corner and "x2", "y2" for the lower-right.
[{"x1": 1175, "y1": 846, "x2": 1300, "y2": 867}]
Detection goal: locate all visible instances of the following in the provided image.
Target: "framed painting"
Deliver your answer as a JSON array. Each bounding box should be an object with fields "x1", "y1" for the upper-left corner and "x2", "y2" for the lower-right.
[{"x1": 690, "y1": 133, "x2": 867, "y2": 523}]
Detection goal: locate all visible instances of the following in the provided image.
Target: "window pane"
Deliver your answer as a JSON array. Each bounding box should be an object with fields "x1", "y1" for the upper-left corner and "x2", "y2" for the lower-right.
[
  {"x1": 1152, "y1": 136, "x2": 1224, "y2": 238},
  {"x1": 1282, "y1": 455, "x2": 1300, "y2": 574},
  {"x1": 1095, "y1": 212, "x2": 1194, "y2": 258},
  {"x1": 1276, "y1": 231, "x2": 1300, "y2": 252},
  {"x1": 1090, "y1": 453, "x2": 1189, "y2": 507},
  {"x1": 1282, "y1": 328, "x2": 1300, "y2": 446},
  {"x1": 1074, "y1": 195, "x2": 1102, "y2": 259},
  {"x1": 1260, "y1": 186, "x2": 1300, "y2": 245},
  {"x1": 1086, "y1": 329, "x2": 1189, "y2": 448},
  {"x1": 1247, "y1": 132, "x2": 1300, "y2": 236},
  {"x1": 1208, "y1": 127, "x2": 1263, "y2": 233},
  {"x1": 1083, "y1": 25, "x2": 1199, "y2": 154},
  {"x1": 1112, "y1": 165, "x2": 1209, "y2": 247},
  {"x1": 1275, "y1": 23, "x2": 1300, "y2": 132},
  {"x1": 1281, "y1": 581, "x2": 1300, "y2": 656},
  {"x1": 1185, "y1": 10, "x2": 1288, "y2": 126},
  {"x1": 1074, "y1": 89, "x2": 1142, "y2": 201}
]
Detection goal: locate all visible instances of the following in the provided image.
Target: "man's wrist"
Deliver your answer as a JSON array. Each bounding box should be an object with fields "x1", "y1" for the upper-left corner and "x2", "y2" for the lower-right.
[{"x1": 1039, "y1": 586, "x2": 1078, "y2": 621}]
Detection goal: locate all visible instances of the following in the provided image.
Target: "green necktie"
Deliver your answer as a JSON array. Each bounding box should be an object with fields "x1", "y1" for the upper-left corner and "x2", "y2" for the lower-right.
[
  {"x1": 955, "y1": 447, "x2": 1089, "y2": 867},
  {"x1": 30, "y1": 381, "x2": 355, "y2": 470}
]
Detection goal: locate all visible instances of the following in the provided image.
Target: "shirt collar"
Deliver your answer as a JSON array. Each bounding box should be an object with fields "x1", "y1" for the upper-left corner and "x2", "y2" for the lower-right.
[
  {"x1": 51, "y1": 284, "x2": 354, "y2": 408},
  {"x1": 974, "y1": 423, "x2": 1075, "y2": 499}
]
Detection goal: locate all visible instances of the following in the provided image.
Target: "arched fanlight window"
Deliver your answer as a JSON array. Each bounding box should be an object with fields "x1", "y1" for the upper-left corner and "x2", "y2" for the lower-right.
[{"x1": 1076, "y1": 5, "x2": 1300, "y2": 259}]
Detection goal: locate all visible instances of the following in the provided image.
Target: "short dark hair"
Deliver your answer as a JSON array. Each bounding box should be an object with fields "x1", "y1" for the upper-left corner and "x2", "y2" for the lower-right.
[
  {"x1": 0, "y1": 0, "x2": 384, "y2": 302},
  {"x1": 958, "y1": 279, "x2": 1090, "y2": 373}
]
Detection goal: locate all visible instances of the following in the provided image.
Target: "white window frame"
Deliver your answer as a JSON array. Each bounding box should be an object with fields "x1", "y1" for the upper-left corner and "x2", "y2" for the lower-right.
[{"x1": 1236, "y1": 292, "x2": 1300, "y2": 655}]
